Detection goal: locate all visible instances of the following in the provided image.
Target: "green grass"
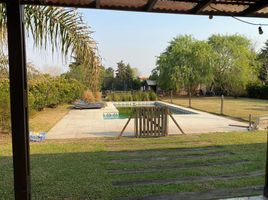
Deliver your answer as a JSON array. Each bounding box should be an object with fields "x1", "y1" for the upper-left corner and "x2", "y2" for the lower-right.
[
  {"x1": 163, "y1": 96, "x2": 268, "y2": 122},
  {"x1": 1, "y1": 131, "x2": 267, "y2": 199}
]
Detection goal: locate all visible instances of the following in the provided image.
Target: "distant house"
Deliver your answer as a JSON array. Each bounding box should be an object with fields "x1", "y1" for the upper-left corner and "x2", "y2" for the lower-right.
[{"x1": 141, "y1": 80, "x2": 157, "y2": 92}]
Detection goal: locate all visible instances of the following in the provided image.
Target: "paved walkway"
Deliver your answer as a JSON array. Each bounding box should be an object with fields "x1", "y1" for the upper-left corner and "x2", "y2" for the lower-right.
[{"x1": 47, "y1": 101, "x2": 248, "y2": 139}]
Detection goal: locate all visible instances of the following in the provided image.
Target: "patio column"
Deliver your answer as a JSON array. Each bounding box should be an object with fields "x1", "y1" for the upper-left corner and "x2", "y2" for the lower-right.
[
  {"x1": 6, "y1": 0, "x2": 31, "y2": 199},
  {"x1": 264, "y1": 133, "x2": 268, "y2": 197}
]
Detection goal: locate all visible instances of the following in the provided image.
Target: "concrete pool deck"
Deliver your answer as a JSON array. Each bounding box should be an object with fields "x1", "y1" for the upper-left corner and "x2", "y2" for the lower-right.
[{"x1": 47, "y1": 101, "x2": 248, "y2": 139}]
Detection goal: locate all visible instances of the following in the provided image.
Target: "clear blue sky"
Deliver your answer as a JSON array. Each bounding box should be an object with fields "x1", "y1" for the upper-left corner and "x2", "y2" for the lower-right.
[{"x1": 27, "y1": 9, "x2": 268, "y2": 76}]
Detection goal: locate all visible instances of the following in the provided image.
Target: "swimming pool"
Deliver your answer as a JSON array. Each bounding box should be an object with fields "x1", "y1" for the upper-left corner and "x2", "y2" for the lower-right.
[{"x1": 103, "y1": 101, "x2": 196, "y2": 120}]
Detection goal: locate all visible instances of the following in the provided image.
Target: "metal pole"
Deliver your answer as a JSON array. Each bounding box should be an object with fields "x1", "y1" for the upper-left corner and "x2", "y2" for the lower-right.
[{"x1": 7, "y1": 1, "x2": 31, "y2": 199}]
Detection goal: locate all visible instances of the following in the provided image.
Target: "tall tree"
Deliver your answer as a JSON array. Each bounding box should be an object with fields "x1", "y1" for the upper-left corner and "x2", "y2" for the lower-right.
[
  {"x1": 156, "y1": 35, "x2": 214, "y2": 94},
  {"x1": 116, "y1": 60, "x2": 127, "y2": 80},
  {"x1": 104, "y1": 67, "x2": 115, "y2": 78},
  {"x1": 101, "y1": 67, "x2": 114, "y2": 90},
  {"x1": 208, "y1": 34, "x2": 258, "y2": 96},
  {"x1": 258, "y1": 40, "x2": 268, "y2": 84},
  {"x1": 149, "y1": 68, "x2": 159, "y2": 81}
]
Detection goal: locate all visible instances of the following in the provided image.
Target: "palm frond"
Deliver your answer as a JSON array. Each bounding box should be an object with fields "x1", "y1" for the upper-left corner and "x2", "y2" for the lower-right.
[{"x1": 0, "y1": 5, "x2": 102, "y2": 91}]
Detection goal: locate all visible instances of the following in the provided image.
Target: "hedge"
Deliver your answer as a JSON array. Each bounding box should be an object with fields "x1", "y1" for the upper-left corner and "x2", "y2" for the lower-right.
[
  {"x1": 0, "y1": 79, "x2": 10, "y2": 132},
  {"x1": 107, "y1": 91, "x2": 157, "y2": 101},
  {"x1": 29, "y1": 75, "x2": 86, "y2": 110},
  {"x1": 247, "y1": 84, "x2": 268, "y2": 99},
  {"x1": 0, "y1": 76, "x2": 86, "y2": 133}
]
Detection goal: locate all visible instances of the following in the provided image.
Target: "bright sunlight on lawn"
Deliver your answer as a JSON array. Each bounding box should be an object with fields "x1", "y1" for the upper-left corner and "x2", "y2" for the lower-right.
[
  {"x1": 29, "y1": 104, "x2": 71, "y2": 132},
  {"x1": 1, "y1": 131, "x2": 267, "y2": 199},
  {"x1": 164, "y1": 97, "x2": 268, "y2": 122}
]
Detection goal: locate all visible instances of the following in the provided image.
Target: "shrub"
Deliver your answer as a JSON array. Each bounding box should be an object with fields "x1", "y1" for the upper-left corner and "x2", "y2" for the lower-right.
[
  {"x1": 0, "y1": 75, "x2": 87, "y2": 133},
  {"x1": 106, "y1": 91, "x2": 157, "y2": 101},
  {"x1": 29, "y1": 75, "x2": 86, "y2": 110},
  {"x1": 141, "y1": 92, "x2": 149, "y2": 101},
  {"x1": 94, "y1": 92, "x2": 102, "y2": 102},
  {"x1": 83, "y1": 90, "x2": 95, "y2": 103},
  {"x1": 0, "y1": 79, "x2": 10, "y2": 133},
  {"x1": 247, "y1": 84, "x2": 268, "y2": 99},
  {"x1": 148, "y1": 91, "x2": 157, "y2": 101},
  {"x1": 122, "y1": 93, "x2": 132, "y2": 101}
]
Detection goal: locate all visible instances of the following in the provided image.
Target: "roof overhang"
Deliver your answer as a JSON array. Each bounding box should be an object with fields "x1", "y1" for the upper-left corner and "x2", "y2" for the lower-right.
[{"x1": 9, "y1": 0, "x2": 268, "y2": 18}]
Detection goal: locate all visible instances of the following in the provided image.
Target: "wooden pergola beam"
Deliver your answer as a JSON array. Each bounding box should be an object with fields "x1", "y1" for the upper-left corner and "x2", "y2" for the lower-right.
[
  {"x1": 145, "y1": 0, "x2": 158, "y2": 11},
  {"x1": 6, "y1": 0, "x2": 31, "y2": 199},
  {"x1": 241, "y1": 1, "x2": 268, "y2": 16},
  {"x1": 191, "y1": 0, "x2": 214, "y2": 14}
]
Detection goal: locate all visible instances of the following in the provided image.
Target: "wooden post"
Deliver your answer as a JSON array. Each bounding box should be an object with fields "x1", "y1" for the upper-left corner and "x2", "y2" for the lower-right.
[
  {"x1": 189, "y1": 92, "x2": 192, "y2": 108},
  {"x1": 168, "y1": 111, "x2": 185, "y2": 134},
  {"x1": 220, "y1": 95, "x2": 224, "y2": 115},
  {"x1": 117, "y1": 114, "x2": 133, "y2": 138},
  {"x1": 7, "y1": 1, "x2": 31, "y2": 199},
  {"x1": 249, "y1": 114, "x2": 252, "y2": 129},
  {"x1": 170, "y1": 90, "x2": 173, "y2": 103}
]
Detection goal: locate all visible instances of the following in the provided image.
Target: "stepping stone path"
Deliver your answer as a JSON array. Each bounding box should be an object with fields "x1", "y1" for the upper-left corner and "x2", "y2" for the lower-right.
[{"x1": 105, "y1": 146, "x2": 264, "y2": 200}]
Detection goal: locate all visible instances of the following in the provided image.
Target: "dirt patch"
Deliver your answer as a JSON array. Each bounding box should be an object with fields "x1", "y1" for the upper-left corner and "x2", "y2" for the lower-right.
[
  {"x1": 113, "y1": 170, "x2": 264, "y2": 186},
  {"x1": 108, "y1": 160, "x2": 251, "y2": 175},
  {"x1": 107, "y1": 146, "x2": 223, "y2": 156},
  {"x1": 109, "y1": 151, "x2": 233, "y2": 164},
  {"x1": 117, "y1": 185, "x2": 263, "y2": 200}
]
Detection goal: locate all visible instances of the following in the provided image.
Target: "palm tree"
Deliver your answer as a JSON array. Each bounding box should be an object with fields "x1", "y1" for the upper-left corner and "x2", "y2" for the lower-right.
[{"x1": 0, "y1": 5, "x2": 101, "y2": 91}]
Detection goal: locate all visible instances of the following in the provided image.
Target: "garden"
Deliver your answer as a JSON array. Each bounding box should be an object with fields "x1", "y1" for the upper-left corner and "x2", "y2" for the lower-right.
[{"x1": 2, "y1": 3, "x2": 268, "y2": 200}]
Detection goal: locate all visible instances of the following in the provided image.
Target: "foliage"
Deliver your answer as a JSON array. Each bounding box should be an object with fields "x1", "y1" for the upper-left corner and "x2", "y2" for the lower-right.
[
  {"x1": 107, "y1": 91, "x2": 157, "y2": 101},
  {"x1": 149, "y1": 68, "x2": 159, "y2": 81},
  {"x1": 156, "y1": 35, "x2": 214, "y2": 93},
  {"x1": 247, "y1": 84, "x2": 268, "y2": 99},
  {"x1": 29, "y1": 75, "x2": 86, "y2": 110},
  {"x1": 258, "y1": 40, "x2": 268, "y2": 84},
  {"x1": 100, "y1": 67, "x2": 114, "y2": 90},
  {"x1": 83, "y1": 90, "x2": 95, "y2": 103},
  {"x1": 208, "y1": 34, "x2": 258, "y2": 97},
  {"x1": 102, "y1": 61, "x2": 141, "y2": 91},
  {"x1": 0, "y1": 75, "x2": 86, "y2": 132},
  {"x1": 151, "y1": 34, "x2": 259, "y2": 98},
  {"x1": 94, "y1": 91, "x2": 102, "y2": 102},
  {"x1": 148, "y1": 91, "x2": 157, "y2": 101},
  {"x1": 0, "y1": 78, "x2": 10, "y2": 132},
  {"x1": 0, "y1": 5, "x2": 102, "y2": 92},
  {"x1": 104, "y1": 67, "x2": 115, "y2": 78}
]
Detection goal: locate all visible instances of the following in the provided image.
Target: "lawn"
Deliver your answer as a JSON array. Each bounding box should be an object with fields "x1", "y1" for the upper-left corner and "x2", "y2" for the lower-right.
[
  {"x1": 1, "y1": 131, "x2": 267, "y2": 199},
  {"x1": 29, "y1": 104, "x2": 71, "y2": 132},
  {"x1": 163, "y1": 96, "x2": 268, "y2": 122}
]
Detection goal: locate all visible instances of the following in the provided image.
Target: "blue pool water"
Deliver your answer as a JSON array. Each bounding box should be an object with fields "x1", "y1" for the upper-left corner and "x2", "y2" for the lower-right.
[{"x1": 103, "y1": 102, "x2": 196, "y2": 120}]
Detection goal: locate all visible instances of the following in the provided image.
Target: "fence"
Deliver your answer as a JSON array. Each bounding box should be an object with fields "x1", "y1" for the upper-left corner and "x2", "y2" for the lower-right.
[{"x1": 134, "y1": 106, "x2": 168, "y2": 137}]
